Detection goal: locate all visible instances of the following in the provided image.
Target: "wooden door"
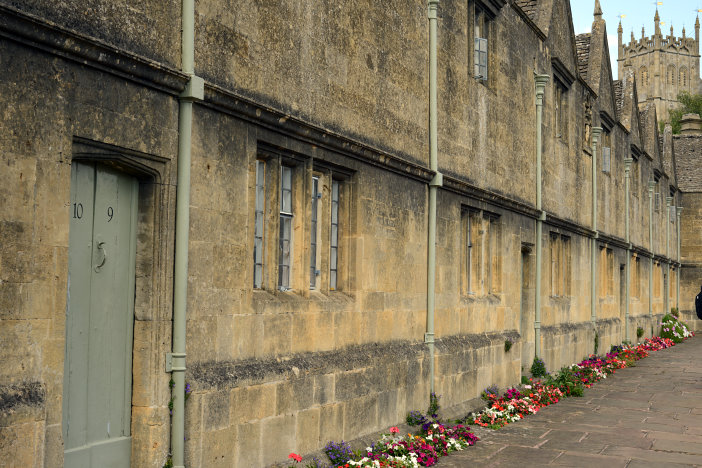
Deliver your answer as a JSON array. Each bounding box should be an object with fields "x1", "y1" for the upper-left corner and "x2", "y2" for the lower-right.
[{"x1": 63, "y1": 162, "x2": 138, "y2": 467}]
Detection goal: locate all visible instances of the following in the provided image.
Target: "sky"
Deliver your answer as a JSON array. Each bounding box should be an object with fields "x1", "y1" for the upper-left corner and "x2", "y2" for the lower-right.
[{"x1": 569, "y1": 0, "x2": 701, "y2": 80}]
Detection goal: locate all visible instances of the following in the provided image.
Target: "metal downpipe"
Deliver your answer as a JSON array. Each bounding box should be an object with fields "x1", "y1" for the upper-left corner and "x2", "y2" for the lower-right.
[
  {"x1": 534, "y1": 74, "x2": 549, "y2": 359},
  {"x1": 624, "y1": 158, "x2": 632, "y2": 342},
  {"x1": 591, "y1": 128, "x2": 602, "y2": 335},
  {"x1": 665, "y1": 196, "x2": 672, "y2": 315},
  {"x1": 426, "y1": 0, "x2": 442, "y2": 395},
  {"x1": 676, "y1": 207, "x2": 682, "y2": 309},
  {"x1": 171, "y1": 0, "x2": 201, "y2": 466},
  {"x1": 648, "y1": 181, "x2": 654, "y2": 321}
]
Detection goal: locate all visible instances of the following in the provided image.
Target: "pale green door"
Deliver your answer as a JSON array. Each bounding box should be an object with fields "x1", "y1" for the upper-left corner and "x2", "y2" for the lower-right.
[{"x1": 63, "y1": 162, "x2": 138, "y2": 467}]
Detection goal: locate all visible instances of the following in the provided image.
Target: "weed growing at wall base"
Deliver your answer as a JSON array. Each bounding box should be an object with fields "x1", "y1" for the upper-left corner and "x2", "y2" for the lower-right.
[{"x1": 530, "y1": 356, "x2": 548, "y2": 378}]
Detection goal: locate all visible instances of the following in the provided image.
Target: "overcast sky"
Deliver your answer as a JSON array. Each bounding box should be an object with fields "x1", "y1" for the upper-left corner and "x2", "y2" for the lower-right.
[{"x1": 569, "y1": 0, "x2": 700, "y2": 80}]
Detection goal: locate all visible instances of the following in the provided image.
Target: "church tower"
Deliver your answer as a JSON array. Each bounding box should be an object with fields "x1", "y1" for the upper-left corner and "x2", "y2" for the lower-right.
[{"x1": 618, "y1": 10, "x2": 702, "y2": 122}]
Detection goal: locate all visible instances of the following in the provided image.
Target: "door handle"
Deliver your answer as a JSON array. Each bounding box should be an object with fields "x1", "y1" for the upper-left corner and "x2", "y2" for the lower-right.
[{"x1": 95, "y1": 241, "x2": 107, "y2": 272}]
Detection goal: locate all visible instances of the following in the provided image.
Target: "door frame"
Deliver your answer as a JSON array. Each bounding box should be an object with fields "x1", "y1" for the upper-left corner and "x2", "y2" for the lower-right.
[{"x1": 64, "y1": 137, "x2": 172, "y2": 466}]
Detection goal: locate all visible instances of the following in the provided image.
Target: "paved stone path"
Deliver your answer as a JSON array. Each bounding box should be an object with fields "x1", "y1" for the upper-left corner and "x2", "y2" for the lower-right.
[{"x1": 439, "y1": 337, "x2": 702, "y2": 467}]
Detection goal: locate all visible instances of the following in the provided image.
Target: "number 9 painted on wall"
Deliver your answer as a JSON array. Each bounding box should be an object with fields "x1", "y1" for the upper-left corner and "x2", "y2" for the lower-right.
[{"x1": 107, "y1": 206, "x2": 114, "y2": 222}]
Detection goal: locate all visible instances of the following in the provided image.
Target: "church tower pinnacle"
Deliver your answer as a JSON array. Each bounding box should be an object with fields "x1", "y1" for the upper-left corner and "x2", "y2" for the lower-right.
[{"x1": 655, "y1": 8, "x2": 661, "y2": 37}]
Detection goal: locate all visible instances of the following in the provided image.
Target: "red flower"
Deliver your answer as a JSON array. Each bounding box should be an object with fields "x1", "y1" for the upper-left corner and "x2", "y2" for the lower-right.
[
  {"x1": 390, "y1": 426, "x2": 399, "y2": 434},
  {"x1": 288, "y1": 453, "x2": 302, "y2": 462}
]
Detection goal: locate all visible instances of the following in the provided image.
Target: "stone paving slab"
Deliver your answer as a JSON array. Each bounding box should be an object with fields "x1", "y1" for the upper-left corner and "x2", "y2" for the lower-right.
[{"x1": 437, "y1": 337, "x2": 702, "y2": 467}]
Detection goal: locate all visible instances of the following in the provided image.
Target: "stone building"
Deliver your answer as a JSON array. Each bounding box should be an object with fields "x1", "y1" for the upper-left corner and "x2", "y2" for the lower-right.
[
  {"x1": 674, "y1": 114, "x2": 702, "y2": 330},
  {"x1": 0, "y1": 0, "x2": 694, "y2": 467},
  {"x1": 618, "y1": 9, "x2": 702, "y2": 121}
]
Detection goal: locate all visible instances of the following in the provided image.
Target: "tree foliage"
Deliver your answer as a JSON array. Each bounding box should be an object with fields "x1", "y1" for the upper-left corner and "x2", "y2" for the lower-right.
[{"x1": 668, "y1": 91, "x2": 702, "y2": 134}]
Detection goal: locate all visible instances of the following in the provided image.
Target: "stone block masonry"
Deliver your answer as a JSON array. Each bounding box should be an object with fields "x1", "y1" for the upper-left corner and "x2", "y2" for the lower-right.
[{"x1": 0, "y1": 0, "x2": 699, "y2": 466}]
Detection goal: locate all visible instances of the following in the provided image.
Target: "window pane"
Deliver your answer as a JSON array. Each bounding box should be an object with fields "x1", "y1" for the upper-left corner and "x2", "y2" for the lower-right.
[
  {"x1": 256, "y1": 161, "x2": 265, "y2": 185},
  {"x1": 254, "y1": 237, "x2": 263, "y2": 263},
  {"x1": 255, "y1": 215, "x2": 264, "y2": 237},
  {"x1": 281, "y1": 166, "x2": 292, "y2": 213},
  {"x1": 330, "y1": 247, "x2": 337, "y2": 269},
  {"x1": 310, "y1": 177, "x2": 319, "y2": 288},
  {"x1": 282, "y1": 166, "x2": 292, "y2": 189},
  {"x1": 256, "y1": 187, "x2": 264, "y2": 210},
  {"x1": 254, "y1": 265, "x2": 262, "y2": 288},
  {"x1": 479, "y1": 38, "x2": 487, "y2": 52},
  {"x1": 279, "y1": 215, "x2": 292, "y2": 288},
  {"x1": 330, "y1": 270, "x2": 337, "y2": 290},
  {"x1": 330, "y1": 180, "x2": 340, "y2": 290},
  {"x1": 254, "y1": 161, "x2": 265, "y2": 288}
]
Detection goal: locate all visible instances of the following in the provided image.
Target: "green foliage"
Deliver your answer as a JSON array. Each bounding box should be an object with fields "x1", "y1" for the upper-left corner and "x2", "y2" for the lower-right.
[
  {"x1": 504, "y1": 339, "x2": 513, "y2": 352},
  {"x1": 163, "y1": 456, "x2": 173, "y2": 468},
  {"x1": 660, "y1": 313, "x2": 692, "y2": 344},
  {"x1": 406, "y1": 410, "x2": 427, "y2": 426},
  {"x1": 546, "y1": 366, "x2": 585, "y2": 397},
  {"x1": 636, "y1": 327, "x2": 644, "y2": 339},
  {"x1": 481, "y1": 384, "x2": 500, "y2": 401},
  {"x1": 530, "y1": 357, "x2": 548, "y2": 378},
  {"x1": 671, "y1": 307, "x2": 680, "y2": 318},
  {"x1": 427, "y1": 392, "x2": 441, "y2": 417},
  {"x1": 521, "y1": 375, "x2": 530, "y2": 385},
  {"x1": 668, "y1": 92, "x2": 702, "y2": 134}
]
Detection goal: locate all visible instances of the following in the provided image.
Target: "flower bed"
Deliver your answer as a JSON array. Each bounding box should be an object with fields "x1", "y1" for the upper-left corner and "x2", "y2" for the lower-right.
[
  {"x1": 287, "y1": 334, "x2": 692, "y2": 468},
  {"x1": 468, "y1": 336, "x2": 684, "y2": 429},
  {"x1": 660, "y1": 313, "x2": 694, "y2": 343},
  {"x1": 288, "y1": 421, "x2": 479, "y2": 468}
]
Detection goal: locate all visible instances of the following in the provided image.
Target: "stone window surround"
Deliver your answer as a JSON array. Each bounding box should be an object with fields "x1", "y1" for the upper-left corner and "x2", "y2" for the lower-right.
[
  {"x1": 254, "y1": 145, "x2": 351, "y2": 295},
  {"x1": 599, "y1": 246, "x2": 615, "y2": 298},
  {"x1": 470, "y1": 0, "x2": 506, "y2": 86},
  {"x1": 551, "y1": 58, "x2": 575, "y2": 145},
  {"x1": 549, "y1": 232, "x2": 571, "y2": 297},
  {"x1": 461, "y1": 206, "x2": 502, "y2": 297}
]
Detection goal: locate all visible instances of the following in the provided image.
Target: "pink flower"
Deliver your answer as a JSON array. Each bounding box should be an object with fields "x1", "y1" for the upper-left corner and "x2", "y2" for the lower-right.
[
  {"x1": 389, "y1": 426, "x2": 399, "y2": 434},
  {"x1": 288, "y1": 453, "x2": 302, "y2": 462}
]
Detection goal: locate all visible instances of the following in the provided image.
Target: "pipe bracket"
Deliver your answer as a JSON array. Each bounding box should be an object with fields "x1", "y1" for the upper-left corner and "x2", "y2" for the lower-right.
[
  {"x1": 180, "y1": 75, "x2": 204, "y2": 101},
  {"x1": 424, "y1": 332, "x2": 435, "y2": 344},
  {"x1": 429, "y1": 172, "x2": 443, "y2": 187},
  {"x1": 166, "y1": 352, "x2": 187, "y2": 373}
]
